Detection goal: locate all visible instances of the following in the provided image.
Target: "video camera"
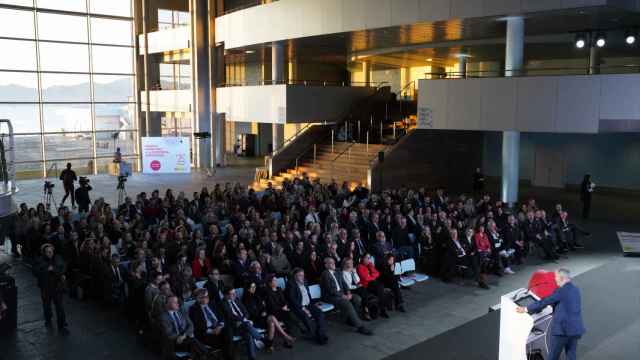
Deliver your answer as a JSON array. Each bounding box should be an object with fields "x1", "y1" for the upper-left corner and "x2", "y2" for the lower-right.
[
  {"x1": 79, "y1": 176, "x2": 90, "y2": 186},
  {"x1": 117, "y1": 175, "x2": 127, "y2": 190},
  {"x1": 43, "y1": 181, "x2": 55, "y2": 192}
]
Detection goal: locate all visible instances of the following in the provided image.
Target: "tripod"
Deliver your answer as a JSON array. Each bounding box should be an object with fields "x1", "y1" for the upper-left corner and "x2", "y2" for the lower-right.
[
  {"x1": 117, "y1": 178, "x2": 127, "y2": 206},
  {"x1": 43, "y1": 187, "x2": 56, "y2": 210}
]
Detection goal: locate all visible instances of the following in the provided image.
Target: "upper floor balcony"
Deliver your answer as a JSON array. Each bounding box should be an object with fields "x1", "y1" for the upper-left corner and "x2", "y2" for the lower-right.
[
  {"x1": 139, "y1": 26, "x2": 190, "y2": 55},
  {"x1": 215, "y1": 0, "x2": 639, "y2": 50},
  {"x1": 216, "y1": 80, "x2": 379, "y2": 124},
  {"x1": 417, "y1": 65, "x2": 640, "y2": 134}
]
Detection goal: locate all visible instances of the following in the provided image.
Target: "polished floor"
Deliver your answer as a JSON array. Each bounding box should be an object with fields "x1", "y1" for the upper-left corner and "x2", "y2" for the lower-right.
[{"x1": 0, "y1": 217, "x2": 633, "y2": 360}]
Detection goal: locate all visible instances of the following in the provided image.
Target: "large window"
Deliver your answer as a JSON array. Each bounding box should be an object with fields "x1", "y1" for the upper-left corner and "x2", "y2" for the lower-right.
[{"x1": 0, "y1": 1, "x2": 137, "y2": 179}]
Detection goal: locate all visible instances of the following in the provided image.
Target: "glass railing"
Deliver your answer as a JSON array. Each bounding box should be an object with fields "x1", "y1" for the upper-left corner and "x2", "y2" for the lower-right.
[
  {"x1": 424, "y1": 64, "x2": 640, "y2": 79},
  {"x1": 221, "y1": 80, "x2": 388, "y2": 87},
  {"x1": 223, "y1": 0, "x2": 280, "y2": 15}
]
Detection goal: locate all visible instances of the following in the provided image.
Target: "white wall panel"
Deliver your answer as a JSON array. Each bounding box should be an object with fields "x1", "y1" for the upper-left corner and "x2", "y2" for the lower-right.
[
  {"x1": 516, "y1": 77, "x2": 557, "y2": 132},
  {"x1": 364, "y1": 0, "x2": 392, "y2": 30},
  {"x1": 342, "y1": 0, "x2": 366, "y2": 32},
  {"x1": 556, "y1": 76, "x2": 599, "y2": 133},
  {"x1": 418, "y1": 0, "x2": 452, "y2": 21},
  {"x1": 599, "y1": 75, "x2": 640, "y2": 120},
  {"x1": 481, "y1": 78, "x2": 517, "y2": 131},
  {"x1": 450, "y1": 0, "x2": 483, "y2": 18},
  {"x1": 216, "y1": 0, "x2": 596, "y2": 49},
  {"x1": 418, "y1": 74, "x2": 640, "y2": 134},
  {"x1": 391, "y1": 0, "x2": 420, "y2": 25},
  {"x1": 447, "y1": 80, "x2": 482, "y2": 130},
  {"x1": 483, "y1": 0, "x2": 521, "y2": 15}
]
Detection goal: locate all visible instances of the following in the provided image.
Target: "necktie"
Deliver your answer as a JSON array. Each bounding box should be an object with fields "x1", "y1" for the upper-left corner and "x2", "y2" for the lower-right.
[
  {"x1": 351, "y1": 272, "x2": 357, "y2": 286},
  {"x1": 204, "y1": 306, "x2": 217, "y2": 326},
  {"x1": 114, "y1": 266, "x2": 121, "y2": 282},
  {"x1": 230, "y1": 300, "x2": 242, "y2": 318},
  {"x1": 173, "y1": 311, "x2": 183, "y2": 333}
]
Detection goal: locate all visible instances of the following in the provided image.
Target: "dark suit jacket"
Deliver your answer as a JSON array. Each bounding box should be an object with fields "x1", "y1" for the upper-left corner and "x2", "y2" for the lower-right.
[
  {"x1": 221, "y1": 298, "x2": 250, "y2": 328},
  {"x1": 160, "y1": 309, "x2": 195, "y2": 341},
  {"x1": 204, "y1": 279, "x2": 225, "y2": 310},
  {"x1": 188, "y1": 302, "x2": 224, "y2": 341},
  {"x1": 527, "y1": 282, "x2": 586, "y2": 337},
  {"x1": 319, "y1": 270, "x2": 349, "y2": 302}
]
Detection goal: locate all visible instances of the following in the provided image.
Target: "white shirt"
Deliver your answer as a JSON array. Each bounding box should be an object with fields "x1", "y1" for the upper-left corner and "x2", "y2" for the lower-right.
[
  {"x1": 342, "y1": 270, "x2": 360, "y2": 290},
  {"x1": 298, "y1": 283, "x2": 310, "y2": 307},
  {"x1": 328, "y1": 270, "x2": 341, "y2": 292}
]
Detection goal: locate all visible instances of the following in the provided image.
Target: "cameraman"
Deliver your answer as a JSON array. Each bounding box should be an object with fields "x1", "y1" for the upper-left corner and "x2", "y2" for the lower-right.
[
  {"x1": 35, "y1": 243, "x2": 69, "y2": 335},
  {"x1": 75, "y1": 177, "x2": 92, "y2": 213},
  {"x1": 59, "y1": 163, "x2": 77, "y2": 209}
]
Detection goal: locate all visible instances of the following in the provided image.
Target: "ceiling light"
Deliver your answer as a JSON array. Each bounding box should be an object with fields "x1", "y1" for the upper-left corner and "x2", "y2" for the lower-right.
[
  {"x1": 426, "y1": 58, "x2": 433, "y2": 62},
  {"x1": 625, "y1": 30, "x2": 636, "y2": 45},
  {"x1": 575, "y1": 34, "x2": 586, "y2": 49},
  {"x1": 245, "y1": 50, "x2": 255, "y2": 54},
  {"x1": 595, "y1": 33, "x2": 606, "y2": 48}
]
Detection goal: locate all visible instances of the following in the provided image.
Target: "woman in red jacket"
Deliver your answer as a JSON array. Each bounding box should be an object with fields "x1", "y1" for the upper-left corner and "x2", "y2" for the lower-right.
[
  {"x1": 356, "y1": 254, "x2": 390, "y2": 318},
  {"x1": 191, "y1": 248, "x2": 211, "y2": 279},
  {"x1": 473, "y1": 225, "x2": 493, "y2": 276}
]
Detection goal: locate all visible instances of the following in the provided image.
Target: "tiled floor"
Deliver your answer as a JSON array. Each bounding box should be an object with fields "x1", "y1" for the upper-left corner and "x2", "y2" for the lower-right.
[{"x1": 0, "y1": 220, "x2": 633, "y2": 360}]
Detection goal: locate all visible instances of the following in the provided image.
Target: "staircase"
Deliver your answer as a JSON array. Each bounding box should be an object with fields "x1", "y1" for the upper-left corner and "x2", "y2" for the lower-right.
[{"x1": 252, "y1": 142, "x2": 386, "y2": 190}]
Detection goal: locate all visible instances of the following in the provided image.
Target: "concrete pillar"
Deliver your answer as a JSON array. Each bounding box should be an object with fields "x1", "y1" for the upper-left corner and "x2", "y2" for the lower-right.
[
  {"x1": 190, "y1": 0, "x2": 212, "y2": 169},
  {"x1": 271, "y1": 42, "x2": 285, "y2": 152},
  {"x1": 215, "y1": 113, "x2": 226, "y2": 166},
  {"x1": 457, "y1": 56, "x2": 467, "y2": 78},
  {"x1": 505, "y1": 17, "x2": 524, "y2": 77},
  {"x1": 362, "y1": 61, "x2": 371, "y2": 86},
  {"x1": 288, "y1": 58, "x2": 298, "y2": 85},
  {"x1": 502, "y1": 17, "x2": 524, "y2": 206},
  {"x1": 589, "y1": 45, "x2": 600, "y2": 75}
]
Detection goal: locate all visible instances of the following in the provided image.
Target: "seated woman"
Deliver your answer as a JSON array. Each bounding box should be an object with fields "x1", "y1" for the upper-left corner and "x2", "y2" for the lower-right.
[
  {"x1": 304, "y1": 250, "x2": 323, "y2": 284},
  {"x1": 474, "y1": 225, "x2": 494, "y2": 276},
  {"x1": 242, "y1": 281, "x2": 292, "y2": 352},
  {"x1": 264, "y1": 275, "x2": 296, "y2": 349},
  {"x1": 192, "y1": 248, "x2": 211, "y2": 280},
  {"x1": 355, "y1": 255, "x2": 390, "y2": 319},
  {"x1": 271, "y1": 245, "x2": 292, "y2": 276},
  {"x1": 378, "y1": 254, "x2": 406, "y2": 313}
]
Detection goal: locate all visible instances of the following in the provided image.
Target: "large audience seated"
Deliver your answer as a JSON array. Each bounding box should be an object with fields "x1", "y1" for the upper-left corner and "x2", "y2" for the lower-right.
[{"x1": 13, "y1": 177, "x2": 589, "y2": 359}]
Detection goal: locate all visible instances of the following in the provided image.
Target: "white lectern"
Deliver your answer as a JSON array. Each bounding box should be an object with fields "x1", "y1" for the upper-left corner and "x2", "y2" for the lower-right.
[{"x1": 499, "y1": 288, "x2": 553, "y2": 360}]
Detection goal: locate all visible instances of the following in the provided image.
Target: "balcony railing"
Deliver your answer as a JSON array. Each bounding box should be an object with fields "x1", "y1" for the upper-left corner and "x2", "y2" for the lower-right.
[
  {"x1": 220, "y1": 80, "x2": 388, "y2": 87},
  {"x1": 424, "y1": 64, "x2": 640, "y2": 79},
  {"x1": 223, "y1": 0, "x2": 280, "y2": 15}
]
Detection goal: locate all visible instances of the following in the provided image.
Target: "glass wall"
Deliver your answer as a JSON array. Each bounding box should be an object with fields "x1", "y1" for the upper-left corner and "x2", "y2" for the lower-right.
[{"x1": 0, "y1": 1, "x2": 136, "y2": 179}]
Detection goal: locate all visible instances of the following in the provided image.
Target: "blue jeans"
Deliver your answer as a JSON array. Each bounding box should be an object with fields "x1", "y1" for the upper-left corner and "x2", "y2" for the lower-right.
[
  {"x1": 549, "y1": 335, "x2": 579, "y2": 360},
  {"x1": 239, "y1": 320, "x2": 262, "y2": 359}
]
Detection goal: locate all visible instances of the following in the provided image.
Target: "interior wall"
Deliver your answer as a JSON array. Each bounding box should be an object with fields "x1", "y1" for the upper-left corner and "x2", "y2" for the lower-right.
[{"x1": 483, "y1": 132, "x2": 640, "y2": 190}]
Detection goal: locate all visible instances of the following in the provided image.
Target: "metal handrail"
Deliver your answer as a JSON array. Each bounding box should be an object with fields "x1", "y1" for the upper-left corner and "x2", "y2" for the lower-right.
[
  {"x1": 424, "y1": 64, "x2": 640, "y2": 79},
  {"x1": 398, "y1": 80, "x2": 416, "y2": 100},
  {"x1": 330, "y1": 141, "x2": 357, "y2": 181},
  {"x1": 272, "y1": 122, "x2": 315, "y2": 158}
]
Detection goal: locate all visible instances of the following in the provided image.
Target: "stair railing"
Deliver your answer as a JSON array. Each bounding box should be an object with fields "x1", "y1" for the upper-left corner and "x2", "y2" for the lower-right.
[{"x1": 330, "y1": 140, "x2": 357, "y2": 181}]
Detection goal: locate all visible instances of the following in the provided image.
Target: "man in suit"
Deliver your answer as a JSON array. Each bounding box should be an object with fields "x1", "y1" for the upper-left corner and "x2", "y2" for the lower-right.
[
  {"x1": 231, "y1": 249, "x2": 251, "y2": 287},
  {"x1": 320, "y1": 257, "x2": 372, "y2": 335},
  {"x1": 106, "y1": 254, "x2": 128, "y2": 305},
  {"x1": 286, "y1": 268, "x2": 329, "y2": 345},
  {"x1": 204, "y1": 268, "x2": 225, "y2": 311},
  {"x1": 189, "y1": 288, "x2": 232, "y2": 359},
  {"x1": 35, "y1": 243, "x2": 69, "y2": 335},
  {"x1": 221, "y1": 287, "x2": 264, "y2": 360},
  {"x1": 160, "y1": 295, "x2": 205, "y2": 358},
  {"x1": 517, "y1": 269, "x2": 585, "y2": 360}
]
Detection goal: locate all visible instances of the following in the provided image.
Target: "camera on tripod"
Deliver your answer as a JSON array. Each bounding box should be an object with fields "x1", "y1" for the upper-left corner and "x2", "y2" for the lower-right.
[
  {"x1": 117, "y1": 175, "x2": 127, "y2": 189},
  {"x1": 43, "y1": 181, "x2": 54, "y2": 193},
  {"x1": 79, "y1": 176, "x2": 90, "y2": 186}
]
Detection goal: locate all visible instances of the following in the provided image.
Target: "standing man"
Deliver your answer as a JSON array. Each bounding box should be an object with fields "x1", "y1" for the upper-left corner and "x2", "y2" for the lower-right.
[
  {"x1": 580, "y1": 174, "x2": 595, "y2": 220},
  {"x1": 517, "y1": 269, "x2": 585, "y2": 360},
  {"x1": 59, "y1": 163, "x2": 77, "y2": 209},
  {"x1": 35, "y1": 243, "x2": 69, "y2": 335},
  {"x1": 74, "y1": 177, "x2": 92, "y2": 213},
  {"x1": 473, "y1": 167, "x2": 485, "y2": 195}
]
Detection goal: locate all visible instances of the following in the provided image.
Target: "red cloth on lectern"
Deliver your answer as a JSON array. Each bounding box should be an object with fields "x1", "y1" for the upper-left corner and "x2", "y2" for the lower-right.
[{"x1": 528, "y1": 270, "x2": 558, "y2": 299}]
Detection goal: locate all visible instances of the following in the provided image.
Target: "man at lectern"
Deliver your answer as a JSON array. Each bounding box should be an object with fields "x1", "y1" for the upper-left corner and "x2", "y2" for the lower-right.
[{"x1": 517, "y1": 269, "x2": 585, "y2": 360}]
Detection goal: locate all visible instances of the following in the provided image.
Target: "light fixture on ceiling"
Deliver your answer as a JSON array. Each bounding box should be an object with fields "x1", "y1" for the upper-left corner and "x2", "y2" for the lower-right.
[
  {"x1": 625, "y1": 30, "x2": 636, "y2": 45},
  {"x1": 426, "y1": 58, "x2": 433, "y2": 62},
  {"x1": 245, "y1": 50, "x2": 255, "y2": 54},
  {"x1": 595, "y1": 32, "x2": 606, "y2": 47},
  {"x1": 575, "y1": 33, "x2": 586, "y2": 49}
]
